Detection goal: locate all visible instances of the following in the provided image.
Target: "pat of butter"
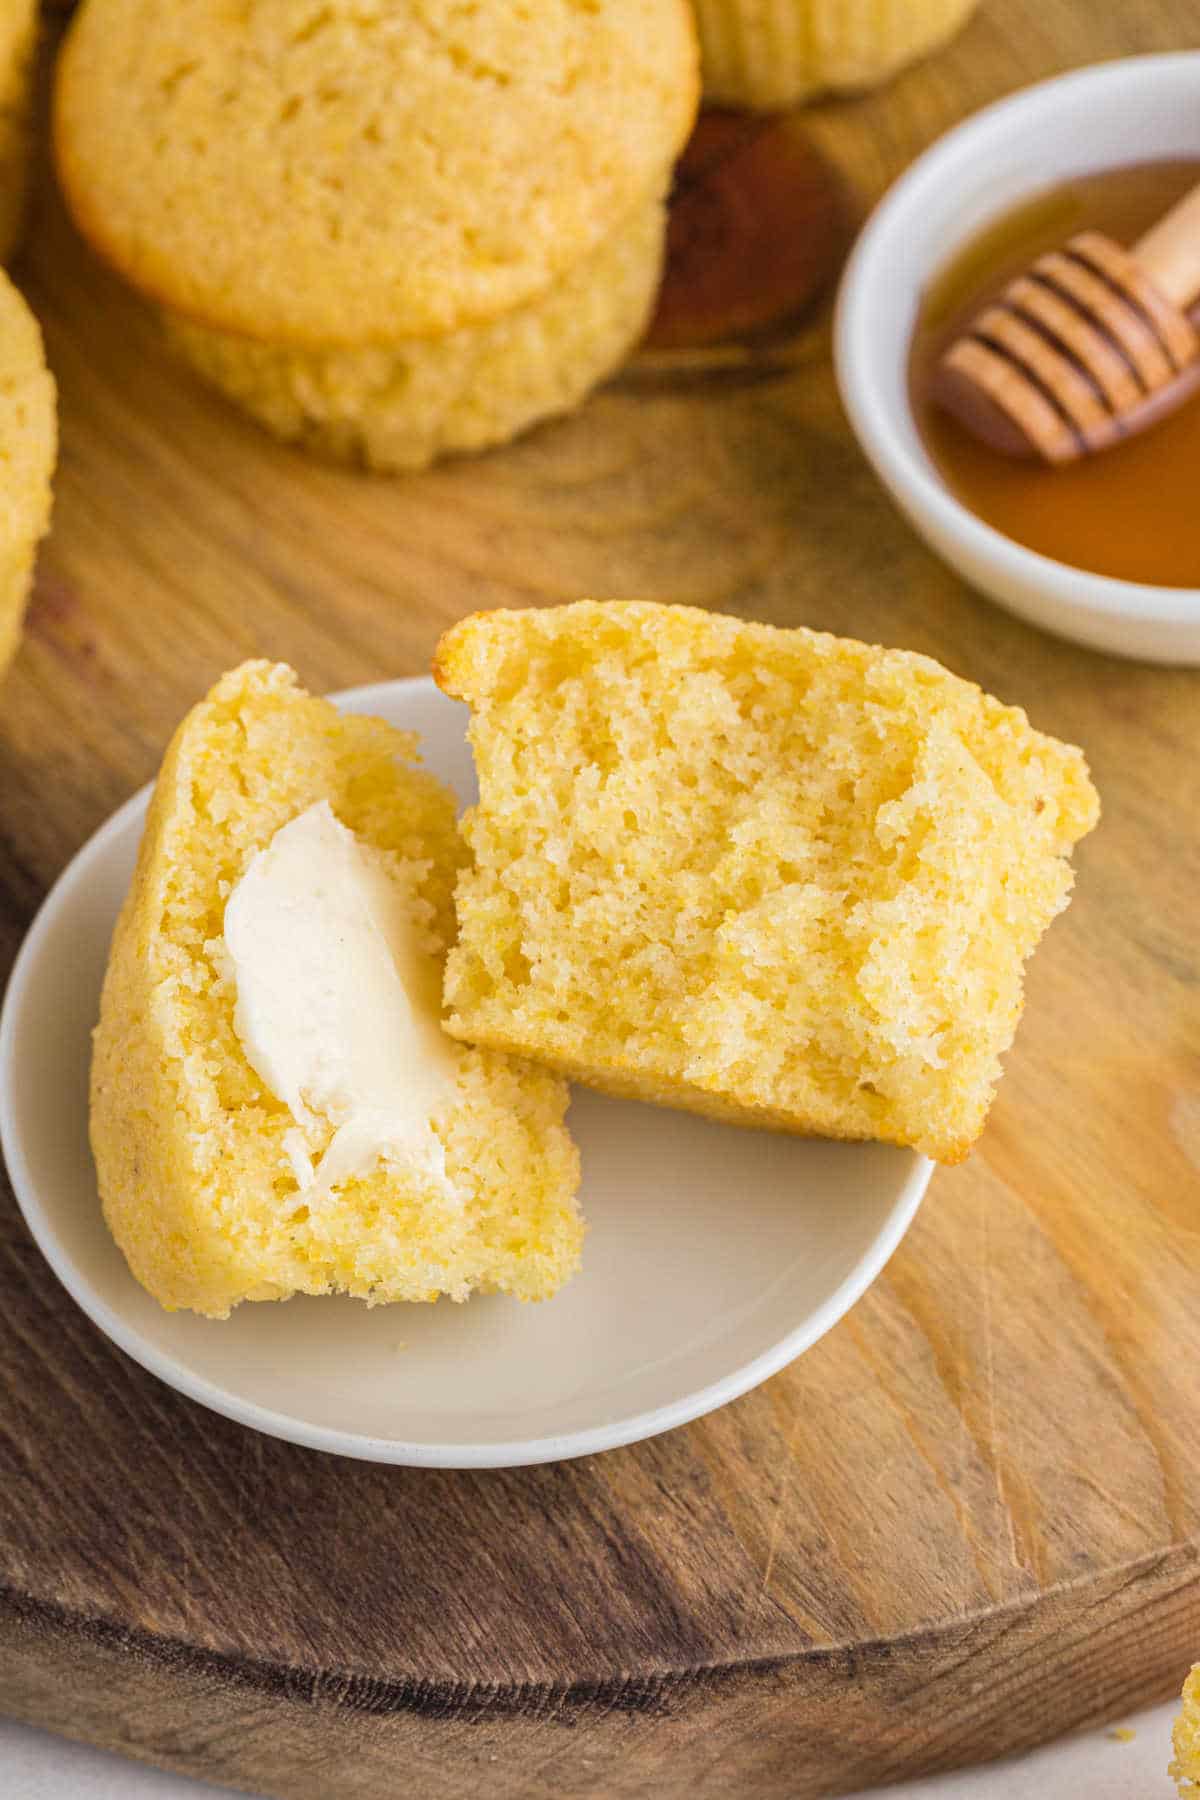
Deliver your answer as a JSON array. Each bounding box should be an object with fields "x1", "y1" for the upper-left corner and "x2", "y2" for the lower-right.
[{"x1": 222, "y1": 800, "x2": 459, "y2": 1199}]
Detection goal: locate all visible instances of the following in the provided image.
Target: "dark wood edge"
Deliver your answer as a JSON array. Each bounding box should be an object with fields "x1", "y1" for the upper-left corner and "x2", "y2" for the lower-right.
[
  {"x1": 5, "y1": 1542, "x2": 1199, "y2": 1714},
  {"x1": 0, "y1": 1540, "x2": 1194, "y2": 1792}
]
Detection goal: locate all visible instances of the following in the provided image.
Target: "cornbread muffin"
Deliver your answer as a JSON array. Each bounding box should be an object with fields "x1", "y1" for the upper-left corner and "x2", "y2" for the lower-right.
[
  {"x1": 691, "y1": 0, "x2": 978, "y2": 110},
  {"x1": 55, "y1": 0, "x2": 698, "y2": 469},
  {"x1": 435, "y1": 601, "x2": 1099, "y2": 1165},
  {"x1": 165, "y1": 197, "x2": 667, "y2": 473},
  {"x1": 1174, "y1": 1666, "x2": 1200, "y2": 1795},
  {"x1": 0, "y1": 267, "x2": 56, "y2": 679},
  {"x1": 0, "y1": 0, "x2": 36, "y2": 261},
  {"x1": 90, "y1": 662, "x2": 582, "y2": 1319}
]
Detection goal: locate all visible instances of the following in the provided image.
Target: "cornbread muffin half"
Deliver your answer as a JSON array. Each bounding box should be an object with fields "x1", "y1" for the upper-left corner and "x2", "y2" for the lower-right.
[
  {"x1": 0, "y1": 0, "x2": 36, "y2": 261},
  {"x1": 0, "y1": 267, "x2": 56, "y2": 679},
  {"x1": 1174, "y1": 1666, "x2": 1200, "y2": 1795},
  {"x1": 90, "y1": 662, "x2": 582, "y2": 1319},
  {"x1": 691, "y1": 0, "x2": 977, "y2": 110},
  {"x1": 54, "y1": 0, "x2": 698, "y2": 468},
  {"x1": 435, "y1": 602, "x2": 1099, "y2": 1165}
]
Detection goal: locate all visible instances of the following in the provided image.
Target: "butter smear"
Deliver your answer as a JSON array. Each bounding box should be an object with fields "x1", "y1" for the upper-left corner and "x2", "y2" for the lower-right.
[{"x1": 222, "y1": 801, "x2": 458, "y2": 1199}]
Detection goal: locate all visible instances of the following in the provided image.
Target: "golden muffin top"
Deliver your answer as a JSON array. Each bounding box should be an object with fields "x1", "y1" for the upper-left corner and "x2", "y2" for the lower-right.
[
  {"x1": 0, "y1": 268, "x2": 55, "y2": 561},
  {"x1": 54, "y1": 0, "x2": 698, "y2": 347}
]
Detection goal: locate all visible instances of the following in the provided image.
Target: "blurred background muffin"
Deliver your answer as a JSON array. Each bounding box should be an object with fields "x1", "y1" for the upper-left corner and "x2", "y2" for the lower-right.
[
  {"x1": 691, "y1": 0, "x2": 978, "y2": 109},
  {"x1": 0, "y1": 265, "x2": 55, "y2": 679},
  {"x1": 53, "y1": 0, "x2": 699, "y2": 471},
  {"x1": 0, "y1": 0, "x2": 38, "y2": 259}
]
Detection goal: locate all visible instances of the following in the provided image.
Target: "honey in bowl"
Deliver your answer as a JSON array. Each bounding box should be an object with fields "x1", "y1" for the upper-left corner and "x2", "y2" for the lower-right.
[{"x1": 909, "y1": 160, "x2": 1200, "y2": 588}]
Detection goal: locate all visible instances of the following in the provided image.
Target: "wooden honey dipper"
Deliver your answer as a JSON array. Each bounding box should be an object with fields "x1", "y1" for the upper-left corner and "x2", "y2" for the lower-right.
[{"x1": 933, "y1": 180, "x2": 1200, "y2": 463}]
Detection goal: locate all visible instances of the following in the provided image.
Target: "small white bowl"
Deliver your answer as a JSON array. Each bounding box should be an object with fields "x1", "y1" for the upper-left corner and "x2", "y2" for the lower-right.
[
  {"x1": 836, "y1": 52, "x2": 1200, "y2": 665},
  {"x1": 0, "y1": 677, "x2": 931, "y2": 1469}
]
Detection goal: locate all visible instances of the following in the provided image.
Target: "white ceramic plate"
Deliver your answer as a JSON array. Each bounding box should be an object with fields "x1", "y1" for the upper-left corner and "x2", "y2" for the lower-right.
[{"x1": 0, "y1": 678, "x2": 932, "y2": 1468}]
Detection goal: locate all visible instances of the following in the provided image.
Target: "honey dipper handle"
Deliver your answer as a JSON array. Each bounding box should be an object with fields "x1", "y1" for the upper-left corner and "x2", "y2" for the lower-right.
[{"x1": 1131, "y1": 180, "x2": 1200, "y2": 310}]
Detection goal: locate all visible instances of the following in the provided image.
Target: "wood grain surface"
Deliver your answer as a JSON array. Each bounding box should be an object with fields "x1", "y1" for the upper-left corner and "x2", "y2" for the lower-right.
[{"x1": 2, "y1": 4, "x2": 1200, "y2": 1797}]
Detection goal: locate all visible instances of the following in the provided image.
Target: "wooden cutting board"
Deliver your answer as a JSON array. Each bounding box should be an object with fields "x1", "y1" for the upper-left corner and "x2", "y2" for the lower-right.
[{"x1": 2, "y1": 4, "x2": 1200, "y2": 1797}]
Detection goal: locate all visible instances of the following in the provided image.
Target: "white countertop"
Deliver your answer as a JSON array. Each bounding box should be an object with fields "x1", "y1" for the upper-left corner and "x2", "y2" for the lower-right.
[{"x1": 0, "y1": 1702, "x2": 1179, "y2": 1798}]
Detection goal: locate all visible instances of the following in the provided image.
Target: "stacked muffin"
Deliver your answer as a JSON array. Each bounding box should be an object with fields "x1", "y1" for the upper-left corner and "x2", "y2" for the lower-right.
[
  {"x1": 691, "y1": 0, "x2": 979, "y2": 109},
  {"x1": 53, "y1": 0, "x2": 699, "y2": 471}
]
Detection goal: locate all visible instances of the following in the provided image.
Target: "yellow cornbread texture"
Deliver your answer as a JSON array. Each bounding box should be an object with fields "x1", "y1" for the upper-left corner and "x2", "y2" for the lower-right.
[
  {"x1": 0, "y1": 266, "x2": 56, "y2": 679},
  {"x1": 435, "y1": 601, "x2": 1099, "y2": 1166},
  {"x1": 90, "y1": 661, "x2": 582, "y2": 1319},
  {"x1": 166, "y1": 195, "x2": 666, "y2": 472},
  {"x1": 1173, "y1": 1666, "x2": 1200, "y2": 1795},
  {"x1": 54, "y1": 0, "x2": 698, "y2": 345},
  {"x1": 690, "y1": 0, "x2": 977, "y2": 109},
  {"x1": 0, "y1": 0, "x2": 36, "y2": 261}
]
